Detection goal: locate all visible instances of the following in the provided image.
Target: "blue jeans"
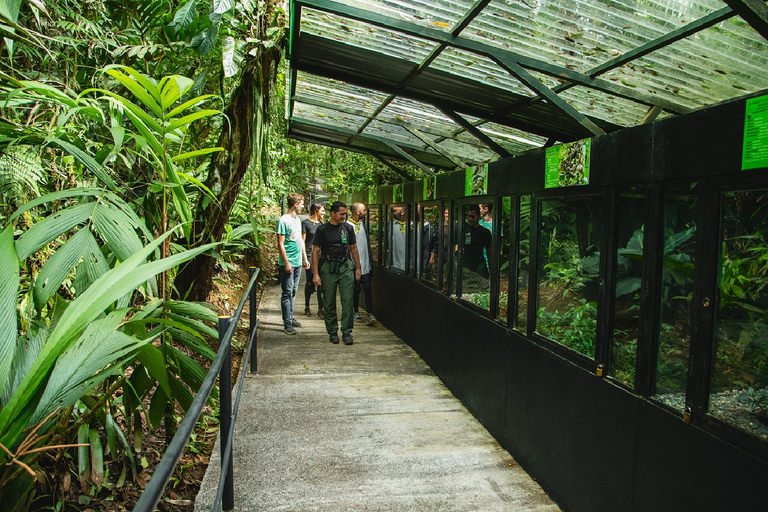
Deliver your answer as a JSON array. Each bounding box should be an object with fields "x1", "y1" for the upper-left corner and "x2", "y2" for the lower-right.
[{"x1": 279, "y1": 265, "x2": 302, "y2": 327}]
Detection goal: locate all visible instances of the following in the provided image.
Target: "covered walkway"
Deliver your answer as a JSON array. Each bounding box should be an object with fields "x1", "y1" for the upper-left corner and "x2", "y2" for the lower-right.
[{"x1": 194, "y1": 280, "x2": 560, "y2": 511}]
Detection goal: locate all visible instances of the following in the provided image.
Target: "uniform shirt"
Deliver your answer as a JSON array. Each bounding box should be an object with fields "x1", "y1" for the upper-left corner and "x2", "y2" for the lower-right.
[
  {"x1": 276, "y1": 213, "x2": 303, "y2": 267},
  {"x1": 314, "y1": 221, "x2": 357, "y2": 262}
]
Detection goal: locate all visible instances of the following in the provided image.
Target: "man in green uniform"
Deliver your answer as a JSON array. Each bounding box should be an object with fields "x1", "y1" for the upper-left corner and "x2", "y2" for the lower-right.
[{"x1": 312, "y1": 201, "x2": 362, "y2": 345}]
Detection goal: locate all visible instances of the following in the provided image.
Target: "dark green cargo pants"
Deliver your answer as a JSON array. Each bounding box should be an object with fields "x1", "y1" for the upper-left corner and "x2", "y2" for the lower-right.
[{"x1": 319, "y1": 259, "x2": 355, "y2": 335}]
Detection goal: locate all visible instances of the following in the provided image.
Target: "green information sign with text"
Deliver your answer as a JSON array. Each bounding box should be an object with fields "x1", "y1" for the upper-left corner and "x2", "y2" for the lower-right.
[
  {"x1": 545, "y1": 139, "x2": 591, "y2": 188},
  {"x1": 743, "y1": 95, "x2": 768, "y2": 171}
]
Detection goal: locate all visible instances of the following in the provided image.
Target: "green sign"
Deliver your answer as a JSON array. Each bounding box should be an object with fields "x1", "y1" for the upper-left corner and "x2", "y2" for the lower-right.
[
  {"x1": 368, "y1": 188, "x2": 377, "y2": 205},
  {"x1": 465, "y1": 164, "x2": 488, "y2": 196},
  {"x1": 743, "y1": 95, "x2": 768, "y2": 170},
  {"x1": 545, "y1": 139, "x2": 591, "y2": 188}
]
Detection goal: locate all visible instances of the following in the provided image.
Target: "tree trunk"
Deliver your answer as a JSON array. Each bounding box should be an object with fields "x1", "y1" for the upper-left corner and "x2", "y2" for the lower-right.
[{"x1": 174, "y1": 67, "x2": 257, "y2": 302}]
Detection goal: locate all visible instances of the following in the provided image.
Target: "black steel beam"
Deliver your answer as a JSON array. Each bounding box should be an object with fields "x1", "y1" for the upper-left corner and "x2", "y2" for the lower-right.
[
  {"x1": 384, "y1": 140, "x2": 436, "y2": 175},
  {"x1": 438, "y1": 108, "x2": 512, "y2": 158},
  {"x1": 722, "y1": 0, "x2": 768, "y2": 42},
  {"x1": 367, "y1": 151, "x2": 415, "y2": 181},
  {"x1": 492, "y1": 54, "x2": 606, "y2": 137}
]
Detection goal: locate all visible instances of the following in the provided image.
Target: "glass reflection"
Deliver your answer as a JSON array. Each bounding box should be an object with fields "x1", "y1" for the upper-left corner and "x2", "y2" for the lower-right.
[
  {"x1": 461, "y1": 204, "x2": 493, "y2": 310},
  {"x1": 390, "y1": 205, "x2": 407, "y2": 271},
  {"x1": 499, "y1": 198, "x2": 511, "y2": 324},
  {"x1": 516, "y1": 196, "x2": 531, "y2": 331},
  {"x1": 418, "y1": 203, "x2": 439, "y2": 284},
  {"x1": 536, "y1": 196, "x2": 603, "y2": 359},
  {"x1": 653, "y1": 185, "x2": 697, "y2": 411},
  {"x1": 709, "y1": 189, "x2": 768, "y2": 440},
  {"x1": 369, "y1": 205, "x2": 379, "y2": 263},
  {"x1": 611, "y1": 187, "x2": 645, "y2": 388}
]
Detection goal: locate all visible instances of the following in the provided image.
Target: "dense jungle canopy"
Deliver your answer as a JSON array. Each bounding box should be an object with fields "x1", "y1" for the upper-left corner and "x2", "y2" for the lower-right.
[{"x1": 0, "y1": 0, "x2": 426, "y2": 509}]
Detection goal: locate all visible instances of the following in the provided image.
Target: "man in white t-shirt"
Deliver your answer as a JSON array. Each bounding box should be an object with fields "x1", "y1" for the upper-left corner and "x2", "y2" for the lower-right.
[{"x1": 347, "y1": 203, "x2": 377, "y2": 326}]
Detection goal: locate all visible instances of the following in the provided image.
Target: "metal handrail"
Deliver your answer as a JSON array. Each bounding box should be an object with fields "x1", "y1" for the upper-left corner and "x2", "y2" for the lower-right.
[{"x1": 133, "y1": 267, "x2": 260, "y2": 512}]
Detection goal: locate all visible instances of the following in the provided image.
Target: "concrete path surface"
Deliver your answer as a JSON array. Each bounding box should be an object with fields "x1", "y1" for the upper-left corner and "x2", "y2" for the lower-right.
[{"x1": 195, "y1": 282, "x2": 561, "y2": 511}]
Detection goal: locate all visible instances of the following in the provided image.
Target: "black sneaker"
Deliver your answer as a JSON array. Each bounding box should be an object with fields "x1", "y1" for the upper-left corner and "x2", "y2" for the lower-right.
[
  {"x1": 304, "y1": 306, "x2": 311, "y2": 317},
  {"x1": 291, "y1": 318, "x2": 302, "y2": 327},
  {"x1": 342, "y1": 333, "x2": 353, "y2": 345},
  {"x1": 284, "y1": 324, "x2": 297, "y2": 335},
  {"x1": 329, "y1": 332, "x2": 340, "y2": 344}
]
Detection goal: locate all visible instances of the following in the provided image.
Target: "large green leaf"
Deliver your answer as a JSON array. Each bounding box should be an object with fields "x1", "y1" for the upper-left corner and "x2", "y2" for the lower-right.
[
  {"x1": 135, "y1": 344, "x2": 172, "y2": 399},
  {"x1": 33, "y1": 227, "x2": 90, "y2": 312},
  {"x1": 92, "y1": 200, "x2": 144, "y2": 263},
  {"x1": 170, "y1": 0, "x2": 198, "y2": 31},
  {"x1": 165, "y1": 109, "x2": 220, "y2": 133},
  {"x1": 45, "y1": 137, "x2": 117, "y2": 191},
  {"x1": 9, "y1": 187, "x2": 106, "y2": 222},
  {"x1": 73, "y1": 228, "x2": 111, "y2": 297},
  {"x1": 102, "y1": 67, "x2": 162, "y2": 119},
  {"x1": 15, "y1": 202, "x2": 97, "y2": 261},
  {"x1": 30, "y1": 309, "x2": 153, "y2": 424},
  {"x1": 0, "y1": 225, "x2": 19, "y2": 398},
  {"x1": 164, "y1": 300, "x2": 218, "y2": 322},
  {"x1": 0, "y1": 231, "x2": 216, "y2": 447},
  {"x1": 1, "y1": 323, "x2": 45, "y2": 409}
]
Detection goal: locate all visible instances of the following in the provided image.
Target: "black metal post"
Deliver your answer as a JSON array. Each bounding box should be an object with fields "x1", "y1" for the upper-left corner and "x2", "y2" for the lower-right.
[
  {"x1": 249, "y1": 266, "x2": 258, "y2": 374},
  {"x1": 218, "y1": 316, "x2": 234, "y2": 511}
]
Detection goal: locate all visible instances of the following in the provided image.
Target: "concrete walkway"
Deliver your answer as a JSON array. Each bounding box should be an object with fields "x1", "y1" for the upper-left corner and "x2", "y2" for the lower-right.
[{"x1": 195, "y1": 281, "x2": 561, "y2": 511}]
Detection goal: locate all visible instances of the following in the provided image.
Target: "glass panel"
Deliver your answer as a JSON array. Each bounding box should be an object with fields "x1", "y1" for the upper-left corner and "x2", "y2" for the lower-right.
[
  {"x1": 440, "y1": 203, "x2": 451, "y2": 294},
  {"x1": 611, "y1": 187, "x2": 646, "y2": 388},
  {"x1": 536, "y1": 196, "x2": 604, "y2": 359},
  {"x1": 408, "y1": 204, "x2": 418, "y2": 275},
  {"x1": 389, "y1": 204, "x2": 407, "y2": 272},
  {"x1": 451, "y1": 202, "x2": 461, "y2": 298},
  {"x1": 369, "y1": 205, "x2": 379, "y2": 264},
  {"x1": 418, "y1": 202, "x2": 440, "y2": 285},
  {"x1": 653, "y1": 186, "x2": 698, "y2": 411},
  {"x1": 516, "y1": 196, "x2": 532, "y2": 331},
  {"x1": 710, "y1": 190, "x2": 768, "y2": 440},
  {"x1": 499, "y1": 198, "x2": 512, "y2": 324},
  {"x1": 460, "y1": 203, "x2": 493, "y2": 311}
]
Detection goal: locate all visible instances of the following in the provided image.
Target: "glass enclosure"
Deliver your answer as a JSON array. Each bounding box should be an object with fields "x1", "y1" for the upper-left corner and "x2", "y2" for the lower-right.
[
  {"x1": 709, "y1": 189, "x2": 768, "y2": 440},
  {"x1": 459, "y1": 202, "x2": 493, "y2": 312},
  {"x1": 611, "y1": 187, "x2": 646, "y2": 388},
  {"x1": 652, "y1": 185, "x2": 698, "y2": 411},
  {"x1": 536, "y1": 196, "x2": 604, "y2": 359},
  {"x1": 499, "y1": 197, "x2": 512, "y2": 324},
  {"x1": 388, "y1": 204, "x2": 407, "y2": 272},
  {"x1": 516, "y1": 196, "x2": 532, "y2": 332},
  {"x1": 417, "y1": 202, "x2": 440, "y2": 286},
  {"x1": 369, "y1": 205, "x2": 379, "y2": 263}
]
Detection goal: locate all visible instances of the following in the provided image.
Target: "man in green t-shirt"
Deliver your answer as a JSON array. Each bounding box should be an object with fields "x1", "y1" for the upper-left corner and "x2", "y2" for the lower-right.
[{"x1": 277, "y1": 193, "x2": 310, "y2": 335}]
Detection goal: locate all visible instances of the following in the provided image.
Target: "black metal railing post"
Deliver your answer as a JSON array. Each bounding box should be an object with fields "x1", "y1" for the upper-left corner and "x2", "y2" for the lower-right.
[
  {"x1": 133, "y1": 268, "x2": 259, "y2": 512},
  {"x1": 249, "y1": 266, "x2": 258, "y2": 374},
  {"x1": 218, "y1": 316, "x2": 235, "y2": 511}
]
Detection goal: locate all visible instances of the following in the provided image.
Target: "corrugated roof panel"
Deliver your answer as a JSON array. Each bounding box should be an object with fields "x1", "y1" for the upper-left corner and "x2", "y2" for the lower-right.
[
  {"x1": 477, "y1": 122, "x2": 548, "y2": 152},
  {"x1": 461, "y1": 0, "x2": 724, "y2": 73},
  {"x1": 437, "y1": 137, "x2": 496, "y2": 163},
  {"x1": 293, "y1": 102, "x2": 368, "y2": 132},
  {"x1": 337, "y1": 0, "x2": 476, "y2": 32},
  {"x1": 600, "y1": 18, "x2": 768, "y2": 109},
  {"x1": 301, "y1": 7, "x2": 437, "y2": 62},
  {"x1": 295, "y1": 72, "x2": 391, "y2": 117},
  {"x1": 363, "y1": 119, "x2": 426, "y2": 147},
  {"x1": 378, "y1": 97, "x2": 465, "y2": 138},
  {"x1": 429, "y1": 46, "x2": 535, "y2": 98},
  {"x1": 558, "y1": 86, "x2": 660, "y2": 127}
]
